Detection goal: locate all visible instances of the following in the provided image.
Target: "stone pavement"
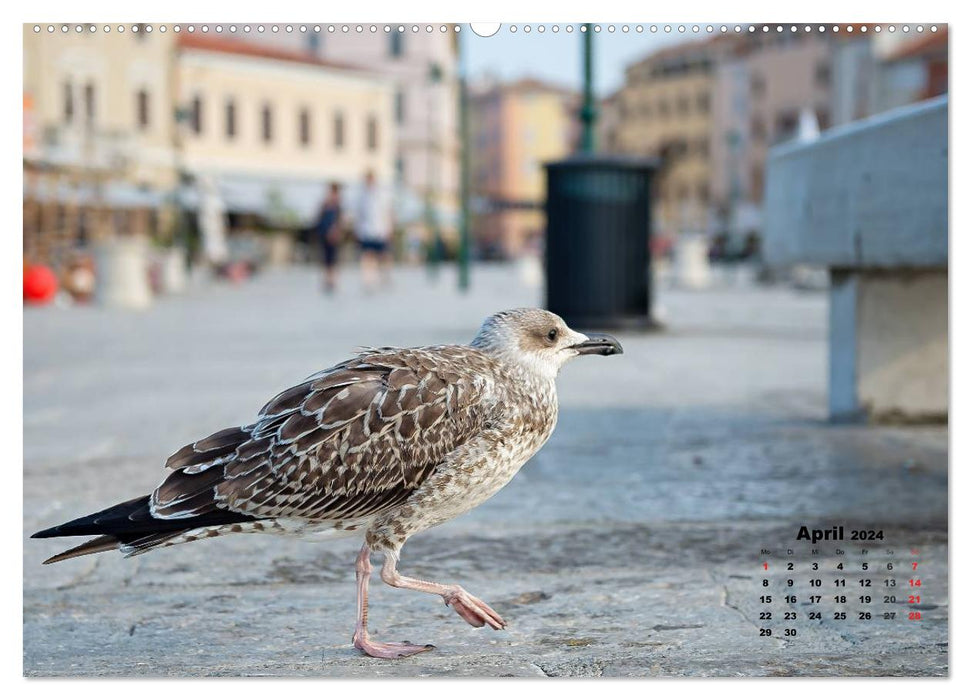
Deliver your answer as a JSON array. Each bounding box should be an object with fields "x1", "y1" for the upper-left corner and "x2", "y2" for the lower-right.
[{"x1": 23, "y1": 264, "x2": 947, "y2": 677}]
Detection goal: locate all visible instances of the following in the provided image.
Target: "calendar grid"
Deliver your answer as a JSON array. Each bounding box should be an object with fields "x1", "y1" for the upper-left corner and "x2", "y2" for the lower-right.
[{"x1": 757, "y1": 534, "x2": 938, "y2": 642}]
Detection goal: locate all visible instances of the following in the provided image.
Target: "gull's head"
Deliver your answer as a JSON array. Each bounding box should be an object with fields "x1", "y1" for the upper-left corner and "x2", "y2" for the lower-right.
[{"x1": 470, "y1": 308, "x2": 623, "y2": 378}]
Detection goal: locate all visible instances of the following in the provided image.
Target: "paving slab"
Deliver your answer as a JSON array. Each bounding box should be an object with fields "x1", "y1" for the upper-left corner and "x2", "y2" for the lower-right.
[{"x1": 23, "y1": 265, "x2": 947, "y2": 677}]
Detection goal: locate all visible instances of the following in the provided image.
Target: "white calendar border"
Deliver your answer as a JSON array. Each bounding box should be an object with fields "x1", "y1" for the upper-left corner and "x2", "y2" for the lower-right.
[{"x1": 5, "y1": 0, "x2": 964, "y2": 694}]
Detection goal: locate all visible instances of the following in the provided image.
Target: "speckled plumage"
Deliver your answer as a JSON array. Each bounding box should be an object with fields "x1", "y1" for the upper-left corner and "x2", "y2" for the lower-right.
[
  {"x1": 149, "y1": 342, "x2": 557, "y2": 556},
  {"x1": 34, "y1": 308, "x2": 622, "y2": 658}
]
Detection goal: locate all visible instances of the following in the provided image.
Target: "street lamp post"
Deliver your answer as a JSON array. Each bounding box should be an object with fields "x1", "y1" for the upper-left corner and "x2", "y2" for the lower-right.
[
  {"x1": 172, "y1": 104, "x2": 192, "y2": 260},
  {"x1": 580, "y1": 23, "x2": 597, "y2": 153},
  {"x1": 425, "y1": 63, "x2": 443, "y2": 278},
  {"x1": 457, "y1": 29, "x2": 471, "y2": 292}
]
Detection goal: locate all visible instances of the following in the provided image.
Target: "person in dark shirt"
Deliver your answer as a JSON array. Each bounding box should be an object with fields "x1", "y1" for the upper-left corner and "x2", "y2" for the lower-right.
[{"x1": 315, "y1": 182, "x2": 343, "y2": 294}]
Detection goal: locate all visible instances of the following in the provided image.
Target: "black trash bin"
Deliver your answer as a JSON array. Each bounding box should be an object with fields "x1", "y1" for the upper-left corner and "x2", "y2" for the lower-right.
[{"x1": 544, "y1": 155, "x2": 658, "y2": 330}]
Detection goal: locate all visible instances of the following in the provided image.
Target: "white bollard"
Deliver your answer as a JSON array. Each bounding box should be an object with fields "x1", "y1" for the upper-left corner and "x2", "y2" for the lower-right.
[
  {"x1": 518, "y1": 253, "x2": 543, "y2": 289},
  {"x1": 160, "y1": 246, "x2": 188, "y2": 294},
  {"x1": 94, "y1": 235, "x2": 153, "y2": 310},
  {"x1": 675, "y1": 234, "x2": 711, "y2": 290}
]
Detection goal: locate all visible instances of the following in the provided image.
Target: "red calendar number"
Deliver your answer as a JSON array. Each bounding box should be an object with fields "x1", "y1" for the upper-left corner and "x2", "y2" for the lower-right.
[
  {"x1": 909, "y1": 612, "x2": 922, "y2": 621},
  {"x1": 909, "y1": 579, "x2": 922, "y2": 587}
]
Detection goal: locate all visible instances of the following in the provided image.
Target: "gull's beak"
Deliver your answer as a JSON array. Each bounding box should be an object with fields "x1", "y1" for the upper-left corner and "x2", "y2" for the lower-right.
[{"x1": 572, "y1": 332, "x2": 624, "y2": 357}]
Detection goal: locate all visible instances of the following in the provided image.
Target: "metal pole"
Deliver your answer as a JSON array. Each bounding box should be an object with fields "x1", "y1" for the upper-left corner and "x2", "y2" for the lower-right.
[
  {"x1": 170, "y1": 41, "x2": 189, "y2": 259},
  {"x1": 580, "y1": 24, "x2": 596, "y2": 153},
  {"x1": 425, "y1": 84, "x2": 438, "y2": 275},
  {"x1": 457, "y1": 28, "x2": 471, "y2": 291},
  {"x1": 426, "y1": 63, "x2": 444, "y2": 278}
]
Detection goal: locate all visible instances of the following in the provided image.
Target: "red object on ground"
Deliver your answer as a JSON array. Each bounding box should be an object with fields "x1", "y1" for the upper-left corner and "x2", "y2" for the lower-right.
[
  {"x1": 24, "y1": 265, "x2": 59, "y2": 304},
  {"x1": 225, "y1": 261, "x2": 250, "y2": 283}
]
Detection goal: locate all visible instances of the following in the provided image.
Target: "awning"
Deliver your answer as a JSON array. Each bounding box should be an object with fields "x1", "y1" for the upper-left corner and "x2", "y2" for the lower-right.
[
  {"x1": 23, "y1": 178, "x2": 167, "y2": 209},
  {"x1": 187, "y1": 174, "x2": 450, "y2": 229}
]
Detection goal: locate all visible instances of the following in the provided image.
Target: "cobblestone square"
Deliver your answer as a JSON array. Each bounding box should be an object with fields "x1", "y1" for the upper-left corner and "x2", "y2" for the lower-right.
[{"x1": 23, "y1": 265, "x2": 947, "y2": 677}]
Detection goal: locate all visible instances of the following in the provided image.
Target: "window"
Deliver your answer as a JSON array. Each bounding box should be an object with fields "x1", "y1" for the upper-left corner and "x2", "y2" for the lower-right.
[
  {"x1": 816, "y1": 107, "x2": 831, "y2": 131},
  {"x1": 136, "y1": 89, "x2": 149, "y2": 129},
  {"x1": 658, "y1": 99, "x2": 670, "y2": 118},
  {"x1": 751, "y1": 74, "x2": 766, "y2": 98},
  {"x1": 299, "y1": 108, "x2": 311, "y2": 146},
  {"x1": 751, "y1": 115, "x2": 766, "y2": 142},
  {"x1": 696, "y1": 138, "x2": 710, "y2": 159},
  {"x1": 696, "y1": 91, "x2": 710, "y2": 113},
  {"x1": 225, "y1": 99, "x2": 236, "y2": 139},
  {"x1": 261, "y1": 103, "x2": 273, "y2": 143},
  {"x1": 63, "y1": 81, "x2": 73, "y2": 124},
  {"x1": 394, "y1": 89, "x2": 406, "y2": 124},
  {"x1": 774, "y1": 111, "x2": 799, "y2": 143},
  {"x1": 190, "y1": 96, "x2": 203, "y2": 134},
  {"x1": 333, "y1": 111, "x2": 345, "y2": 149},
  {"x1": 677, "y1": 95, "x2": 690, "y2": 115},
  {"x1": 84, "y1": 83, "x2": 95, "y2": 124},
  {"x1": 389, "y1": 32, "x2": 404, "y2": 58},
  {"x1": 815, "y1": 62, "x2": 831, "y2": 88},
  {"x1": 751, "y1": 165, "x2": 765, "y2": 200},
  {"x1": 366, "y1": 114, "x2": 378, "y2": 151},
  {"x1": 395, "y1": 156, "x2": 405, "y2": 182},
  {"x1": 697, "y1": 182, "x2": 710, "y2": 204}
]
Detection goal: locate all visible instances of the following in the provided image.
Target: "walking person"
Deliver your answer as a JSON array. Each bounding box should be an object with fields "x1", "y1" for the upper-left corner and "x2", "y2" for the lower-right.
[
  {"x1": 354, "y1": 170, "x2": 393, "y2": 293},
  {"x1": 315, "y1": 182, "x2": 343, "y2": 294}
]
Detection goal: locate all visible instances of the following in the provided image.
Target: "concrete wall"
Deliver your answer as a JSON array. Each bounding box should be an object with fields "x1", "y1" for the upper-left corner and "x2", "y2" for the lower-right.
[
  {"x1": 831, "y1": 269, "x2": 948, "y2": 422},
  {"x1": 765, "y1": 96, "x2": 948, "y2": 423},
  {"x1": 856, "y1": 270, "x2": 948, "y2": 420},
  {"x1": 764, "y1": 96, "x2": 947, "y2": 269}
]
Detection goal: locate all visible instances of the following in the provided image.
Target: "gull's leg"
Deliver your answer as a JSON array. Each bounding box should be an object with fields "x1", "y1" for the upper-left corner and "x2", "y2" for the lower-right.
[
  {"x1": 351, "y1": 544, "x2": 435, "y2": 659},
  {"x1": 381, "y1": 554, "x2": 507, "y2": 630}
]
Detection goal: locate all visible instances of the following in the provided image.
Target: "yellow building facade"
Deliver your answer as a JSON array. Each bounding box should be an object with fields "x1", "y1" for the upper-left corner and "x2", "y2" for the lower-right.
[
  {"x1": 23, "y1": 28, "x2": 396, "y2": 267},
  {"x1": 23, "y1": 26, "x2": 180, "y2": 265},
  {"x1": 470, "y1": 79, "x2": 578, "y2": 259},
  {"x1": 612, "y1": 39, "x2": 727, "y2": 239},
  {"x1": 23, "y1": 27, "x2": 179, "y2": 189},
  {"x1": 177, "y1": 35, "x2": 395, "y2": 205}
]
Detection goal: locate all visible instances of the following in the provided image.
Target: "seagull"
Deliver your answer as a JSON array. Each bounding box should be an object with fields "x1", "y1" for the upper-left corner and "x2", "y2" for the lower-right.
[{"x1": 33, "y1": 308, "x2": 623, "y2": 659}]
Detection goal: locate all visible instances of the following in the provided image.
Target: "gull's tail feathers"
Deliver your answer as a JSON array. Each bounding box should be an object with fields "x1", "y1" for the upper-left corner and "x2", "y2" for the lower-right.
[{"x1": 32, "y1": 495, "x2": 257, "y2": 564}]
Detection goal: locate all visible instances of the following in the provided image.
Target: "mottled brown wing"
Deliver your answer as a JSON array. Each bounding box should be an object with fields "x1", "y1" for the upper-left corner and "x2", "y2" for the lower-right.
[{"x1": 150, "y1": 348, "x2": 495, "y2": 524}]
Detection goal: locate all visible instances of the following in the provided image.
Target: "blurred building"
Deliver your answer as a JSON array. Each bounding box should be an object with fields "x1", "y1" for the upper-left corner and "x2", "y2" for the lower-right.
[
  {"x1": 176, "y1": 34, "x2": 394, "y2": 225},
  {"x1": 610, "y1": 38, "x2": 730, "y2": 239},
  {"x1": 596, "y1": 91, "x2": 622, "y2": 153},
  {"x1": 874, "y1": 27, "x2": 948, "y2": 112},
  {"x1": 23, "y1": 28, "x2": 396, "y2": 269},
  {"x1": 608, "y1": 26, "x2": 948, "y2": 250},
  {"x1": 254, "y1": 28, "x2": 461, "y2": 249},
  {"x1": 23, "y1": 26, "x2": 179, "y2": 265},
  {"x1": 469, "y1": 78, "x2": 579, "y2": 259},
  {"x1": 710, "y1": 32, "x2": 839, "y2": 245}
]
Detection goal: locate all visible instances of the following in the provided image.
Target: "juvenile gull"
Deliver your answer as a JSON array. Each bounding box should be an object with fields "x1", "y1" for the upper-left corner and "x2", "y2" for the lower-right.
[{"x1": 33, "y1": 308, "x2": 622, "y2": 659}]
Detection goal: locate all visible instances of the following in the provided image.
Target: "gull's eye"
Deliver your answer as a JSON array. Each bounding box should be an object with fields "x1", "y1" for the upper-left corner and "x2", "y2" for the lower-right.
[{"x1": 546, "y1": 328, "x2": 558, "y2": 343}]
